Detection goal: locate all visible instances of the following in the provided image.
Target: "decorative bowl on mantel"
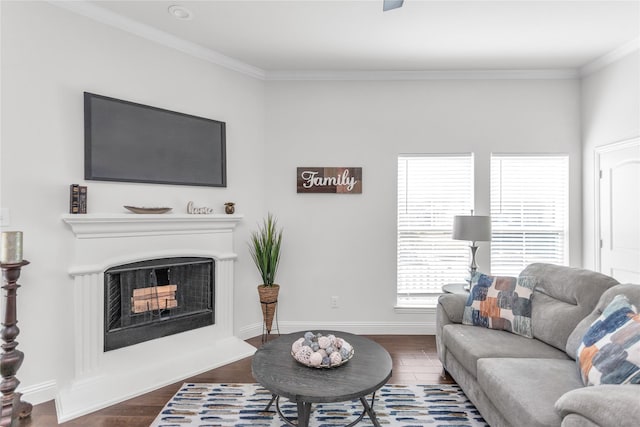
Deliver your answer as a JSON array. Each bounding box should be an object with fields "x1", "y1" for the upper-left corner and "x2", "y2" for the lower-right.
[
  {"x1": 124, "y1": 206, "x2": 172, "y2": 214},
  {"x1": 291, "y1": 331, "x2": 354, "y2": 368}
]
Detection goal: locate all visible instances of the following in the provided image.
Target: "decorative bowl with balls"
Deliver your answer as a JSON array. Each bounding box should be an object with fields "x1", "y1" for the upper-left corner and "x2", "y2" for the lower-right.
[{"x1": 291, "y1": 331, "x2": 354, "y2": 368}]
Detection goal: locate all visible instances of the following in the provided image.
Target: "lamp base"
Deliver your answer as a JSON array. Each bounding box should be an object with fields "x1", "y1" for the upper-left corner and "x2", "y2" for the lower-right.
[{"x1": 465, "y1": 243, "x2": 480, "y2": 292}]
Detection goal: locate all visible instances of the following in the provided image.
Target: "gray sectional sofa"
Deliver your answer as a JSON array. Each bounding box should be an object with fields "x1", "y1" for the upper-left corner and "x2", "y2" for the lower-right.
[{"x1": 436, "y1": 263, "x2": 640, "y2": 427}]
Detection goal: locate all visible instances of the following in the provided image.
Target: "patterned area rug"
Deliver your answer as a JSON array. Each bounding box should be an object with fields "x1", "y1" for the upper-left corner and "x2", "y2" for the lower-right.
[{"x1": 150, "y1": 383, "x2": 488, "y2": 427}]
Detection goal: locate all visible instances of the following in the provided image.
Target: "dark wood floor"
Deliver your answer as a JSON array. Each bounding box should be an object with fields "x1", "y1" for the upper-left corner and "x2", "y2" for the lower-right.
[{"x1": 19, "y1": 335, "x2": 453, "y2": 427}]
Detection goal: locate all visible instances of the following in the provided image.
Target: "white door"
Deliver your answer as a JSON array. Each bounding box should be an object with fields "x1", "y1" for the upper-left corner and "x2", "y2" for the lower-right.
[{"x1": 597, "y1": 138, "x2": 640, "y2": 283}]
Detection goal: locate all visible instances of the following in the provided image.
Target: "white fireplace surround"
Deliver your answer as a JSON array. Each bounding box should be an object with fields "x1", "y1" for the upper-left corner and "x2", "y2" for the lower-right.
[{"x1": 59, "y1": 213, "x2": 256, "y2": 422}]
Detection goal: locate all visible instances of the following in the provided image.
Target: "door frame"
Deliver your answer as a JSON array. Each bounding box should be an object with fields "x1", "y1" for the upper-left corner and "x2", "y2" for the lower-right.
[{"x1": 594, "y1": 136, "x2": 640, "y2": 273}]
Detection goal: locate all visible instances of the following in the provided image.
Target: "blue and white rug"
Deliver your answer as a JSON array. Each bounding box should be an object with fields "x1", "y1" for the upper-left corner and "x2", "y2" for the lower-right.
[{"x1": 150, "y1": 383, "x2": 488, "y2": 427}]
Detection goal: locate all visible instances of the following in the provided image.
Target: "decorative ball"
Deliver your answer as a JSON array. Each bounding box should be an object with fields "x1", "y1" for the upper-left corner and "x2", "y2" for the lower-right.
[
  {"x1": 303, "y1": 339, "x2": 313, "y2": 347},
  {"x1": 318, "y1": 336, "x2": 330, "y2": 349},
  {"x1": 322, "y1": 356, "x2": 330, "y2": 366},
  {"x1": 311, "y1": 342, "x2": 320, "y2": 352},
  {"x1": 309, "y1": 352, "x2": 323, "y2": 367},
  {"x1": 340, "y1": 347, "x2": 351, "y2": 360},
  {"x1": 330, "y1": 352, "x2": 342, "y2": 366},
  {"x1": 327, "y1": 334, "x2": 337, "y2": 346},
  {"x1": 304, "y1": 331, "x2": 315, "y2": 341},
  {"x1": 318, "y1": 349, "x2": 328, "y2": 358},
  {"x1": 295, "y1": 346, "x2": 313, "y2": 364},
  {"x1": 292, "y1": 337, "x2": 304, "y2": 354},
  {"x1": 335, "y1": 338, "x2": 344, "y2": 349},
  {"x1": 341, "y1": 342, "x2": 352, "y2": 353}
]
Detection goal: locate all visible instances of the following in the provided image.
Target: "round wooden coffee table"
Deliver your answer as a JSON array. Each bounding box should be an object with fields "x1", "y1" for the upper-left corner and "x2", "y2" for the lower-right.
[{"x1": 251, "y1": 330, "x2": 392, "y2": 427}]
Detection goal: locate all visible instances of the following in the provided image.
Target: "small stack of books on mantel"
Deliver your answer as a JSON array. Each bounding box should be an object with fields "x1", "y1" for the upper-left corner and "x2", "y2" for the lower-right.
[{"x1": 69, "y1": 184, "x2": 87, "y2": 214}]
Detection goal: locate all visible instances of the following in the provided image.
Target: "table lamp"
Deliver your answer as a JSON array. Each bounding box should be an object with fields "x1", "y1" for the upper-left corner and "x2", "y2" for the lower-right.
[{"x1": 452, "y1": 215, "x2": 491, "y2": 289}]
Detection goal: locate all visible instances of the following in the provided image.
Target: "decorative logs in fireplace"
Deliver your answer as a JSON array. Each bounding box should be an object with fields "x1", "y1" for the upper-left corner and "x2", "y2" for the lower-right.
[
  {"x1": 131, "y1": 284, "x2": 178, "y2": 313},
  {"x1": 104, "y1": 257, "x2": 214, "y2": 351}
]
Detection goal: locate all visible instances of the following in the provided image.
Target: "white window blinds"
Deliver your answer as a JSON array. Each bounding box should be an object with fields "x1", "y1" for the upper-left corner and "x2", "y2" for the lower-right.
[
  {"x1": 397, "y1": 155, "x2": 473, "y2": 306},
  {"x1": 490, "y1": 155, "x2": 569, "y2": 276}
]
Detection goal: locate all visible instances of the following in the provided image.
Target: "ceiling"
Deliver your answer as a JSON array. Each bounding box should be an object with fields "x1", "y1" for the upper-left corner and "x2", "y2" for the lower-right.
[{"x1": 83, "y1": 0, "x2": 639, "y2": 74}]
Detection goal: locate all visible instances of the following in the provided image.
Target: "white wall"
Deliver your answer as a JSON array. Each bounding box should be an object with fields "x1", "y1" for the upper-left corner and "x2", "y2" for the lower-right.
[
  {"x1": 581, "y1": 51, "x2": 640, "y2": 270},
  {"x1": 265, "y1": 78, "x2": 582, "y2": 327},
  {"x1": 1, "y1": 1, "x2": 266, "y2": 403}
]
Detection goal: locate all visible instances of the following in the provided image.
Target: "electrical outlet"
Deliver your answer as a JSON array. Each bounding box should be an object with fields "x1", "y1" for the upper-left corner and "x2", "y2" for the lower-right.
[
  {"x1": 0, "y1": 208, "x2": 10, "y2": 226},
  {"x1": 330, "y1": 296, "x2": 339, "y2": 308}
]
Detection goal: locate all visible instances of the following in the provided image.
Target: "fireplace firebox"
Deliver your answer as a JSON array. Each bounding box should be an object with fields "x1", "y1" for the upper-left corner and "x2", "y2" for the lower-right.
[{"x1": 104, "y1": 257, "x2": 214, "y2": 351}]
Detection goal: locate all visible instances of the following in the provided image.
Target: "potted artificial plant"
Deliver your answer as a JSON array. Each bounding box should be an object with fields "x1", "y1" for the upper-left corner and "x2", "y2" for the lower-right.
[{"x1": 248, "y1": 213, "x2": 283, "y2": 334}]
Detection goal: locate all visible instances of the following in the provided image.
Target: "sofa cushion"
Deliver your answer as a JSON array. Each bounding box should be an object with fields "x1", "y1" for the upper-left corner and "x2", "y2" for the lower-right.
[
  {"x1": 442, "y1": 323, "x2": 569, "y2": 377},
  {"x1": 462, "y1": 273, "x2": 535, "y2": 338},
  {"x1": 477, "y1": 358, "x2": 583, "y2": 427},
  {"x1": 576, "y1": 294, "x2": 640, "y2": 385},
  {"x1": 519, "y1": 263, "x2": 619, "y2": 352},
  {"x1": 568, "y1": 285, "x2": 640, "y2": 359}
]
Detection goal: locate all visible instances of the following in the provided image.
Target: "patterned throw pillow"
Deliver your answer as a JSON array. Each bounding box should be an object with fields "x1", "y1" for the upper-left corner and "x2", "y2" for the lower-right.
[
  {"x1": 462, "y1": 273, "x2": 536, "y2": 338},
  {"x1": 576, "y1": 294, "x2": 640, "y2": 386}
]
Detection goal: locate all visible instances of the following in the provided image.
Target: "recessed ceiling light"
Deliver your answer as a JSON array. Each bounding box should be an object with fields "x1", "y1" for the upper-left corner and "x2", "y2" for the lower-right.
[{"x1": 168, "y1": 5, "x2": 193, "y2": 21}]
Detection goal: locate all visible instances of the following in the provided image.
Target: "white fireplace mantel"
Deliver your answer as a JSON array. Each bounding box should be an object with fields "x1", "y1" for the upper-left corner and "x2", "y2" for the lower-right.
[
  {"x1": 58, "y1": 212, "x2": 255, "y2": 422},
  {"x1": 62, "y1": 213, "x2": 243, "y2": 238}
]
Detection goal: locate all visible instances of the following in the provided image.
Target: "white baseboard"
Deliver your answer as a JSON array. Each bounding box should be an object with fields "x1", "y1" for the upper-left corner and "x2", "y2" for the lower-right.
[
  {"x1": 19, "y1": 380, "x2": 57, "y2": 406},
  {"x1": 237, "y1": 318, "x2": 436, "y2": 340},
  {"x1": 236, "y1": 321, "x2": 265, "y2": 339}
]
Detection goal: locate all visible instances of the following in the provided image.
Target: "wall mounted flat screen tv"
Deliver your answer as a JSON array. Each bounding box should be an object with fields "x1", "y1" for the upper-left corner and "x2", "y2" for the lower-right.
[{"x1": 84, "y1": 92, "x2": 226, "y2": 187}]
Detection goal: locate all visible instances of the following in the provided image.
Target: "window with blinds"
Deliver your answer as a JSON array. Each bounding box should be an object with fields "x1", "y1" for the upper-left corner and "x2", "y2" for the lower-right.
[
  {"x1": 397, "y1": 154, "x2": 473, "y2": 306},
  {"x1": 490, "y1": 155, "x2": 569, "y2": 276}
]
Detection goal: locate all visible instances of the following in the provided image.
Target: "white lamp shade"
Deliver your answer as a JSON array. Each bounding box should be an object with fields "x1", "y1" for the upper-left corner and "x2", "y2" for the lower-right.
[{"x1": 452, "y1": 215, "x2": 491, "y2": 242}]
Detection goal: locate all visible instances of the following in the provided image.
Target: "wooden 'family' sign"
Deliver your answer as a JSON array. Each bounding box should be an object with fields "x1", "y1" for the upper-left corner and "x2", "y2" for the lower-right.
[{"x1": 297, "y1": 167, "x2": 362, "y2": 194}]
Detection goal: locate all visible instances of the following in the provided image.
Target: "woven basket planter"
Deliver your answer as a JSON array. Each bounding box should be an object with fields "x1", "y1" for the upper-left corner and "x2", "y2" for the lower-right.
[{"x1": 257, "y1": 284, "x2": 280, "y2": 333}]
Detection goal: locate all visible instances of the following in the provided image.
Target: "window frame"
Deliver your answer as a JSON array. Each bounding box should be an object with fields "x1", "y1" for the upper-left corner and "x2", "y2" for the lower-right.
[
  {"x1": 397, "y1": 153, "x2": 474, "y2": 307},
  {"x1": 490, "y1": 153, "x2": 570, "y2": 276}
]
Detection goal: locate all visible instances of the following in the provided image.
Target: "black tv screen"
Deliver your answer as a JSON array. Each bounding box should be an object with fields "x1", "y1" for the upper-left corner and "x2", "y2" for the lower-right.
[{"x1": 84, "y1": 92, "x2": 226, "y2": 187}]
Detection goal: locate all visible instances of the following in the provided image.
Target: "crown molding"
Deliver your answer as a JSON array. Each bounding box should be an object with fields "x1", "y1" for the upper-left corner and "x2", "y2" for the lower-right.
[
  {"x1": 49, "y1": 1, "x2": 266, "y2": 80},
  {"x1": 265, "y1": 69, "x2": 579, "y2": 81},
  {"x1": 50, "y1": 1, "x2": 604, "y2": 82},
  {"x1": 580, "y1": 37, "x2": 640, "y2": 77}
]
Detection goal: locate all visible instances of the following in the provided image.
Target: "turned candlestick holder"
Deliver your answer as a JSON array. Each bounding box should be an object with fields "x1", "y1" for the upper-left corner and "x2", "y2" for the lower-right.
[{"x1": 1, "y1": 261, "x2": 32, "y2": 426}]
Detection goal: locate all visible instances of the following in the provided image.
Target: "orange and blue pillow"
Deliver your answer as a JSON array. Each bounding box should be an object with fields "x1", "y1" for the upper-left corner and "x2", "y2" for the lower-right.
[
  {"x1": 576, "y1": 294, "x2": 640, "y2": 386},
  {"x1": 462, "y1": 273, "x2": 536, "y2": 338}
]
